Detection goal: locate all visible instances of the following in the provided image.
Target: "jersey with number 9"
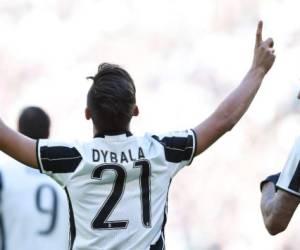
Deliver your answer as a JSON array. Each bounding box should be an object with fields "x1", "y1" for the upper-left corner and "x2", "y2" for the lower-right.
[{"x1": 0, "y1": 158, "x2": 69, "y2": 250}]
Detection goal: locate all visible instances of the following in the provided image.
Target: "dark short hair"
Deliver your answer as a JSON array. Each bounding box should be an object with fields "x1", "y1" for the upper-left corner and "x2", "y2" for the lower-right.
[
  {"x1": 87, "y1": 63, "x2": 136, "y2": 133},
  {"x1": 18, "y1": 106, "x2": 50, "y2": 139}
]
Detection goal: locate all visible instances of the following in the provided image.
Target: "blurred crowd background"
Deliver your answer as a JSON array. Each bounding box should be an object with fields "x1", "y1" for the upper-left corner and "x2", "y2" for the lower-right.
[{"x1": 0, "y1": 0, "x2": 300, "y2": 249}]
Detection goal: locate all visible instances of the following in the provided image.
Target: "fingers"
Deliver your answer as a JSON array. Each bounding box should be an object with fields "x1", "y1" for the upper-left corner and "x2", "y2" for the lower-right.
[
  {"x1": 261, "y1": 38, "x2": 275, "y2": 55},
  {"x1": 256, "y1": 22, "x2": 274, "y2": 49},
  {"x1": 264, "y1": 38, "x2": 274, "y2": 48},
  {"x1": 269, "y1": 48, "x2": 275, "y2": 54},
  {"x1": 255, "y1": 20, "x2": 263, "y2": 47},
  {"x1": 252, "y1": 21, "x2": 276, "y2": 74}
]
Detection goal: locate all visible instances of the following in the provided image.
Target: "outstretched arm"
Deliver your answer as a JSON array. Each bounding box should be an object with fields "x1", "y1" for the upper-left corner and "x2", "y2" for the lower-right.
[
  {"x1": 0, "y1": 119, "x2": 37, "y2": 168},
  {"x1": 193, "y1": 21, "x2": 275, "y2": 155},
  {"x1": 261, "y1": 182, "x2": 300, "y2": 235}
]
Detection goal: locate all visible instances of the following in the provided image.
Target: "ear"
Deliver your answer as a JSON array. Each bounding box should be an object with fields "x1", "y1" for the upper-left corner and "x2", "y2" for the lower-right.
[
  {"x1": 298, "y1": 91, "x2": 300, "y2": 100},
  {"x1": 85, "y1": 107, "x2": 92, "y2": 120},
  {"x1": 132, "y1": 105, "x2": 139, "y2": 117}
]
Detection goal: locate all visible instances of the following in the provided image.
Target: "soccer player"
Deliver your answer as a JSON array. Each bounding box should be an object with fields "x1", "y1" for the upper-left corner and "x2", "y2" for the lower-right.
[
  {"x1": 0, "y1": 107, "x2": 69, "y2": 250},
  {"x1": 260, "y1": 143, "x2": 300, "y2": 235},
  {"x1": 0, "y1": 21, "x2": 275, "y2": 249}
]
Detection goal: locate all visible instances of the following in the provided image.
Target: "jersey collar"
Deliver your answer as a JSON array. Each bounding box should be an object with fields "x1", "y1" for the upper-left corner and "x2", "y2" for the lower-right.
[{"x1": 94, "y1": 131, "x2": 133, "y2": 138}]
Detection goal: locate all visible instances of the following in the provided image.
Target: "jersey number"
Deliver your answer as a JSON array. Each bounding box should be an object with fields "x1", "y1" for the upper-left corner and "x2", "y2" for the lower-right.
[
  {"x1": 91, "y1": 160, "x2": 151, "y2": 230},
  {"x1": 35, "y1": 184, "x2": 58, "y2": 235}
]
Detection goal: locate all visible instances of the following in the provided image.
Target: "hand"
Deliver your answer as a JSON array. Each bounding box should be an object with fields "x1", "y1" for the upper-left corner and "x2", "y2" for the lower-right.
[{"x1": 251, "y1": 21, "x2": 276, "y2": 74}]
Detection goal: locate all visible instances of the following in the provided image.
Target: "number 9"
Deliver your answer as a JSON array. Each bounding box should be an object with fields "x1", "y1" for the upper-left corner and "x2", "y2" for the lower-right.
[{"x1": 35, "y1": 184, "x2": 58, "y2": 235}]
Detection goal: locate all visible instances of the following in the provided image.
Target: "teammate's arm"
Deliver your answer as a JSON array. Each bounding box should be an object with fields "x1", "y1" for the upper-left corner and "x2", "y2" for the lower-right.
[
  {"x1": 261, "y1": 182, "x2": 300, "y2": 235},
  {"x1": 193, "y1": 21, "x2": 275, "y2": 155},
  {"x1": 0, "y1": 119, "x2": 37, "y2": 168}
]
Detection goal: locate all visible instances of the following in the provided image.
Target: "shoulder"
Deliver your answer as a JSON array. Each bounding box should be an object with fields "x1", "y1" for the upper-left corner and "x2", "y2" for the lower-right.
[
  {"x1": 146, "y1": 129, "x2": 195, "y2": 147},
  {"x1": 37, "y1": 139, "x2": 84, "y2": 157},
  {"x1": 144, "y1": 130, "x2": 196, "y2": 164},
  {"x1": 38, "y1": 138, "x2": 83, "y2": 148}
]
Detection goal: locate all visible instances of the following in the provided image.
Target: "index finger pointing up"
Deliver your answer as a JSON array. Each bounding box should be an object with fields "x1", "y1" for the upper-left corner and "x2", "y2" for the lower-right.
[{"x1": 255, "y1": 20, "x2": 263, "y2": 47}]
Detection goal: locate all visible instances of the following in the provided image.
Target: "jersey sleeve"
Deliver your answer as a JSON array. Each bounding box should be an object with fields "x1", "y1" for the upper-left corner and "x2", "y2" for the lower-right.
[
  {"x1": 276, "y1": 138, "x2": 300, "y2": 197},
  {"x1": 36, "y1": 139, "x2": 83, "y2": 187},
  {"x1": 151, "y1": 129, "x2": 197, "y2": 177}
]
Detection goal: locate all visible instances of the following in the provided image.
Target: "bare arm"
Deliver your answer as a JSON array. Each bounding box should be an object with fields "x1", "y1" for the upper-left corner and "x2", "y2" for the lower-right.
[
  {"x1": 194, "y1": 21, "x2": 275, "y2": 155},
  {"x1": 261, "y1": 182, "x2": 300, "y2": 235},
  {"x1": 0, "y1": 119, "x2": 38, "y2": 168}
]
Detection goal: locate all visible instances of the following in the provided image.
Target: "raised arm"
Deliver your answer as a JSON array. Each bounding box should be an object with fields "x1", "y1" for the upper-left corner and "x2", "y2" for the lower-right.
[
  {"x1": 193, "y1": 21, "x2": 275, "y2": 155},
  {"x1": 0, "y1": 119, "x2": 37, "y2": 168}
]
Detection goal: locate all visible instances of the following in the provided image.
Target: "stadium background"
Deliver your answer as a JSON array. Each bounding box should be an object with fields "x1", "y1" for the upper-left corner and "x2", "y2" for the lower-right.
[{"x1": 0, "y1": 0, "x2": 300, "y2": 249}]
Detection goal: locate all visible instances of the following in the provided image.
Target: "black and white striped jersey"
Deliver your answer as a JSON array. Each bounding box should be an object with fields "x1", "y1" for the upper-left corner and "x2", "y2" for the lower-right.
[
  {"x1": 36, "y1": 129, "x2": 197, "y2": 250},
  {"x1": 277, "y1": 137, "x2": 300, "y2": 196},
  {"x1": 0, "y1": 158, "x2": 69, "y2": 250}
]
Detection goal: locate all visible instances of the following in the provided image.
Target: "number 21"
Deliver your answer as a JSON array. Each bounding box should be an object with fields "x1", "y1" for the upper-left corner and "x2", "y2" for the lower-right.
[{"x1": 91, "y1": 159, "x2": 151, "y2": 230}]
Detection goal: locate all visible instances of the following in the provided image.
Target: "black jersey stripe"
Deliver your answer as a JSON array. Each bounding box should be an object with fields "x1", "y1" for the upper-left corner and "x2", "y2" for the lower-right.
[
  {"x1": 0, "y1": 172, "x2": 5, "y2": 250},
  {"x1": 0, "y1": 172, "x2": 3, "y2": 193},
  {"x1": 152, "y1": 134, "x2": 194, "y2": 163},
  {"x1": 150, "y1": 180, "x2": 171, "y2": 250},
  {"x1": 65, "y1": 188, "x2": 76, "y2": 250},
  {"x1": 0, "y1": 213, "x2": 5, "y2": 250},
  {"x1": 36, "y1": 139, "x2": 43, "y2": 173},
  {"x1": 288, "y1": 160, "x2": 300, "y2": 192},
  {"x1": 150, "y1": 235, "x2": 164, "y2": 250},
  {"x1": 40, "y1": 146, "x2": 82, "y2": 173}
]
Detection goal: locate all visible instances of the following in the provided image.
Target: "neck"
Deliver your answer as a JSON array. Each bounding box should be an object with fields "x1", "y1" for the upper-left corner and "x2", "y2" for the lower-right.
[{"x1": 93, "y1": 125, "x2": 130, "y2": 137}]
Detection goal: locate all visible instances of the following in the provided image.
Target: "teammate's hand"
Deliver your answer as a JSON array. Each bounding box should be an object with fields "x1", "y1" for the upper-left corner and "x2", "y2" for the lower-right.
[{"x1": 251, "y1": 21, "x2": 275, "y2": 74}]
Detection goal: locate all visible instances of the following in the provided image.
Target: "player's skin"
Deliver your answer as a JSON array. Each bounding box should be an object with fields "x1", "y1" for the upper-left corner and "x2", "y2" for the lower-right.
[
  {"x1": 261, "y1": 182, "x2": 300, "y2": 235},
  {"x1": 0, "y1": 21, "x2": 274, "y2": 167},
  {"x1": 260, "y1": 92, "x2": 300, "y2": 235}
]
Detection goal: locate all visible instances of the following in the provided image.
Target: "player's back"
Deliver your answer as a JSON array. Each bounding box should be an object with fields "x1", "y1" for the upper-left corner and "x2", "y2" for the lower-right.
[
  {"x1": 0, "y1": 157, "x2": 69, "y2": 250},
  {"x1": 37, "y1": 130, "x2": 196, "y2": 250}
]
